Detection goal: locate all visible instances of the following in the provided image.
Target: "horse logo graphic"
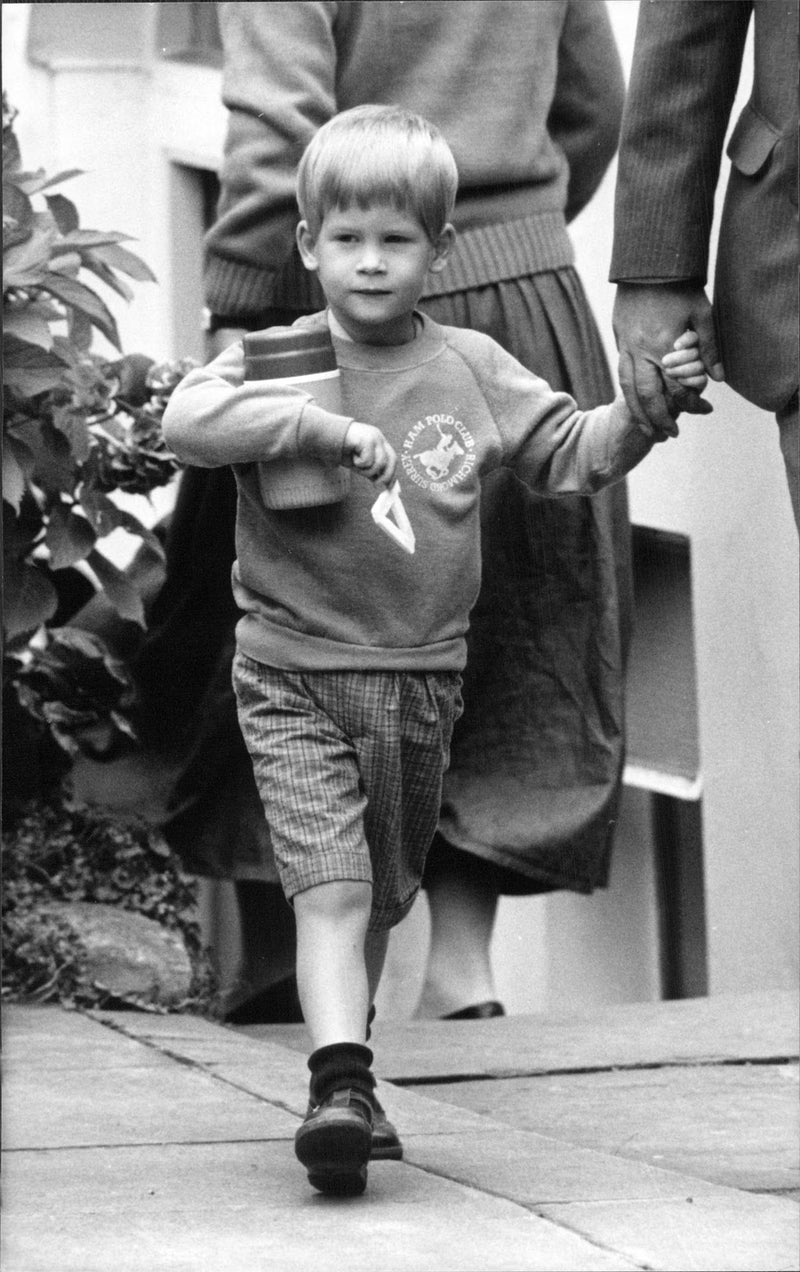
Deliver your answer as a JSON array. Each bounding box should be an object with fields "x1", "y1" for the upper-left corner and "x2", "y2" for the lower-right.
[
  {"x1": 401, "y1": 413, "x2": 477, "y2": 491},
  {"x1": 415, "y1": 422, "x2": 465, "y2": 480}
]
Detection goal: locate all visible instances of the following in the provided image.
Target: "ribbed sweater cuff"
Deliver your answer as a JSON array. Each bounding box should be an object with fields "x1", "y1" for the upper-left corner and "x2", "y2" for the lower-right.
[
  {"x1": 205, "y1": 255, "x2": 326, "y2": 319},
  {"x1": 204, "y1": 257, "x2": 279, "y2": 318}
]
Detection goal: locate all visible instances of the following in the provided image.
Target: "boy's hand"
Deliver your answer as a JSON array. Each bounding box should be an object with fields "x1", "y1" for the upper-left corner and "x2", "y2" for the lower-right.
[
  {"x1": 343, "y1": 422, "x2": 397, "y2": 486},
  {"x1": 661, "y1": 330, "x2": 709, "y2": 395}
]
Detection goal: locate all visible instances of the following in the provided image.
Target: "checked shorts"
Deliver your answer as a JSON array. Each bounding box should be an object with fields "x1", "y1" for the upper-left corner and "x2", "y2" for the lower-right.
[{"x1": 233, "y1": 652, "x2": 463, "y2": 930}]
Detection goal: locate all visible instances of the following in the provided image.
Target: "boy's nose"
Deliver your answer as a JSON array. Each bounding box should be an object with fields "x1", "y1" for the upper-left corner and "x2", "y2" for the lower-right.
[{"x1": 357, "y1": 246, "x2": 386, "y2": 273}]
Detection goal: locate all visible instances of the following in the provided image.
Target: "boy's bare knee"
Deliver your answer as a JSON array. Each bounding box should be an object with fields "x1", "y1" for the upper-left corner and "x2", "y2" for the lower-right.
[{"x1": 294, "y1": 879, "x2": 372, "y2": 923}]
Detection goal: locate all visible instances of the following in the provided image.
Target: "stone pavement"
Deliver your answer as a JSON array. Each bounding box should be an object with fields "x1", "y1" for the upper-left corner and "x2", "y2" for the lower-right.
[{"x1": 2, "y1": 993, "x2": 798, "y2": 1272}]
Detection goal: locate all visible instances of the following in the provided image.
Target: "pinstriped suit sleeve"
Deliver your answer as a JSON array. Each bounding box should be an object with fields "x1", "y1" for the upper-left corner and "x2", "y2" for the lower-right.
[{"x1": 610, "y1": 0, "x2": 752, "y2": 284}]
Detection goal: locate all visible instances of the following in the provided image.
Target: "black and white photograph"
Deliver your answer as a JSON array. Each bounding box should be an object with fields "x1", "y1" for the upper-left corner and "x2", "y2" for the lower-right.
[{"x1": 2, "y1": 2, "x2": 798, "y2": 1268}]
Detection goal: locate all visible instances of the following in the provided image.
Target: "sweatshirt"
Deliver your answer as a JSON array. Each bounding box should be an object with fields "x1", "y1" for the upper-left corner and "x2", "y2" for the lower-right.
[
  {"x1": 162, "y1": 313, "x2": 652, "y2": 672},
  {"x1": 206, "y1": 0, "x2": 624, "y2": 317}
]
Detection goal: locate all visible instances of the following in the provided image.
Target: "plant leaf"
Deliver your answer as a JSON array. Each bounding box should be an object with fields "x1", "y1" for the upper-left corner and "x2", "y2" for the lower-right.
[
  {"x1": 45, "y1": 502, "x2": 97, "y2": 569},
  {"x1": 37, "y1": 272, "x2": 121, "y2": 349},
  {"x1": 59, "y1": 229, "x2": 134, "y2": 248},
  {"x1": 66, "y1": 307, "x2": 94, "y2": 352},
  {"x1": 51, "y1": 407, "x2": 93, "y2": 463},
  {"x1": 3, "y1": 559, "x2": 59, "y2": 640},
  {"x1": 44, "y1": 192, "x2": 80, "y2": 234},
  {"x1": 2, "y1": 335, "x2": 69, "y2": 396},
  {"x1": 2, "y1": 221, "x2": 58, "y2": 288},
  {"x1": 3, "y1": 488, "x2": 45, "y2": 559},
  {"x1": 2, "y1": 438, "x2": 30, "y2": 512},
  {"x1": 47, "y1": 251, "x2": 82, "y2": 275},
  {"x1": 11, "y1": 418, "x2": 77, "y2": 494},
  {"x1": 2, "y1": 179, "x2": 34, "y2": 246},
  {"x1": 78, "y1": 488, "x2": 164, "y2": 558},
  {"x1": 80, "y1": 253, "x2": 134, "y2": 303},
  {"x1": 15, "y1": 167, "x2": 84, "y2": 195},
  {"x1": 2, "y1": 308, "x2": 54, "y2": 350},
  {"x1": 84, "y1": 548, "x2": 145, "y2": 626},
  {"x1": 87, "y1": 241, "x2": 157, "y2": 283}
]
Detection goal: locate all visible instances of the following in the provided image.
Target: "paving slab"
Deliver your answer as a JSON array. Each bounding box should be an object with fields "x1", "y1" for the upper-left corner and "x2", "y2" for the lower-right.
[
  {"x1": 414, "y1": 1061, "x2": 800, "y2": 1194},
  {"x1": 93, "y1": 1010, "x2": 497, "y2": 1133},
  {"x1": 403, "y1": 1133, "x2": 799, "y2": 1271},
  {"x1": 537, "y1": 1194, "x2": 799, "y2": 1272},
  {"x1": 2, "y1": 1141, "x2": 639, "y2": 1272},
  {"x1": 2, "y1": 1004, "x2": 175, "y2": 1071},
  {"x1": 3, "y1": 1058, "x2": 299, "y2": 1150},
  {"x1": 3, "y1": 1003, "x2": 798, "y2": 1272},
  {"x1": 403, "y1": 1130, "x2": 727, "y2": 1206},
  {"x1": 252, "y1": 988, "x2": 800, "y2": 1080},
  {"x1": 97, "y1": 1002, "x2": 800, "y2": 1269}
]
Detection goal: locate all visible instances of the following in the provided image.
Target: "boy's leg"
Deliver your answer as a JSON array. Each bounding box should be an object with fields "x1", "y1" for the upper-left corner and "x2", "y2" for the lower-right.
[
  {"x1": 363, "y1": 926, "x2": 403, "y2": 1161},
  {"x1": 365, "y1": 927, "x2": 390, "y2": 1009},
  {"x1": 293, "y1": 879, "x2": 377, "y2": 1194},
  {"x1": 293, "y1": 879, "x2": 372, "y2": 1049}
]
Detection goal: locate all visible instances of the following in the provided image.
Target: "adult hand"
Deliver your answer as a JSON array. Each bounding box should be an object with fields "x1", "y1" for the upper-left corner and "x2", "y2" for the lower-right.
[{"x1": 613, "y1": 283, "x2": 724, "y2": 437}]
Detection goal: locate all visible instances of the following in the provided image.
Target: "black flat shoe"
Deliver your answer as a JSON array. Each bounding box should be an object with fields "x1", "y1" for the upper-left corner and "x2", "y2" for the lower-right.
[
  {"x1": 440, "y1": 1000, "x2": 506, "y2": 1021},
  {"x1": 295, "y1": 1088, "x2": 373, "y2": 1196},
  {"x1": 371, "y1": 1095, "x2": 403, "y2": 1161},
  {"x1": 302, "y1": 1094, "x2": 403, "y2": 1162}
]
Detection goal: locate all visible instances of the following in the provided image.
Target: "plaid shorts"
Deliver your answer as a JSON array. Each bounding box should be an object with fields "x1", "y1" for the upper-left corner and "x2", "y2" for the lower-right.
[{"x1": 233, "y1": 652, "x2": 463, "y2": 931}]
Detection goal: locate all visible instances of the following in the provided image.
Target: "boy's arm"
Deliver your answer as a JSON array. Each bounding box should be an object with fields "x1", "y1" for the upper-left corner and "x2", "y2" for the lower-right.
[
  {"x1": 475, "y1": 339, "x2": 663, "y2": 496},
  {"x1": 509, "y1": 394, "x2": 657, "y2": 496},
  {"x1": 161, "y1": 339, "x2": 353, "y2": 469}
]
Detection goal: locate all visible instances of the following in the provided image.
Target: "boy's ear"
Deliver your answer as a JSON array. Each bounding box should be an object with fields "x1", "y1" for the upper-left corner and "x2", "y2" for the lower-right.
[
  {"x1": 296, "y1": 221, "x2": 319, "y2": 271},
  {"x1": 428, "y1": 223, "x2": 455, "y2": 274}
]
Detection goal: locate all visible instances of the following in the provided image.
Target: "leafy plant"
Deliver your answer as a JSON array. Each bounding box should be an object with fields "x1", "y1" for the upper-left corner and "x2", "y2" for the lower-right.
[
  {"x1": 1, "y1": 98, "x2": 218, "y2": 1016},
  {"x1": 2, "y1": 93, "x2": 194, "y2": 763},
  {"x1": 2, "y1": 795, "x2": 218, "y2": 1013}
]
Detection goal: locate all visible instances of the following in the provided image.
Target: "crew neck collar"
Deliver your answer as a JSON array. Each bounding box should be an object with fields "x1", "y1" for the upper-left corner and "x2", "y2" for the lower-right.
[{"x1": 328, "y1": 310, "x2": 443, "y2": 371}]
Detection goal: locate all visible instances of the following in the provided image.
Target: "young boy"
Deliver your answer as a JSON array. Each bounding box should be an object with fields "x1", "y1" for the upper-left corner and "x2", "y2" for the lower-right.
[{"x1": 162, "y1": 105, "x2": 706, "y2": 1197}]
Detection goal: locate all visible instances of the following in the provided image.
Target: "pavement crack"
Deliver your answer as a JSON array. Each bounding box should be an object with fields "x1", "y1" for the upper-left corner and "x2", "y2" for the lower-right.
[
  {"x1": 89, "y1": 1012, "x2": 304, "y2": 1119},
  {"x1": 4, "y1": 1136, "x2": 293, "y2": 1153},
  {"x1": 391, "y1": 1053, "x2": 798, "y2": 1085},
  {"x1": 404, "y1": 1158, "x2": 650, "y2": 1270}
]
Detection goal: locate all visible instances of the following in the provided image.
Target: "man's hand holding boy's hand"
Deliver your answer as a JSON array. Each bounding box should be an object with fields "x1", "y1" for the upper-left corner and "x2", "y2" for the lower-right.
[
  {"x1": 661, "y1": 330, "x2": 709, "y2": 394},
  {"x1": 344, "y1": 422, "x2": 397, "y2": 485},
  {"x1": 660, "y1": 329, "x2": 711, "y2": 432},
  {"x1": 613, "y1": 283, "x2": 723, "y2": 436}
]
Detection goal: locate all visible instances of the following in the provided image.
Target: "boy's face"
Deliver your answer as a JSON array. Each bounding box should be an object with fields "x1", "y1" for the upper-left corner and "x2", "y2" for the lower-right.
[{"x1": 297, "y1": 203, "x2": 453, "y2": 345}]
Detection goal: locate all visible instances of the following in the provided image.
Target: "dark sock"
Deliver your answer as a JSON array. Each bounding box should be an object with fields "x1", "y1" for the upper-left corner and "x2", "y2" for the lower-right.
[
  {"x1": 366, "y1": 1004, "x2": 376, "y2": 1041},
  {"x1": 308, "y1": 1042, "x2": 375, "y2": 1106}
]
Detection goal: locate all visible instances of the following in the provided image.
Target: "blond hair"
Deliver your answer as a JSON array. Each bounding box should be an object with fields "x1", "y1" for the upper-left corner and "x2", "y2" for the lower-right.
[{"x1": 297, "y1": 105, "x2": 458, "y2": 241}]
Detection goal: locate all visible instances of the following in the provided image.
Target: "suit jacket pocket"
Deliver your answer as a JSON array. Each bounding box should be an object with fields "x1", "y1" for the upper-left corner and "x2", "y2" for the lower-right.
[
  {"x1": 727, "y1": 101, "x2": 781, "y2": 175},
  {"x1": 715, "y1": 101, "x2": 798, "y2": 411}
]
